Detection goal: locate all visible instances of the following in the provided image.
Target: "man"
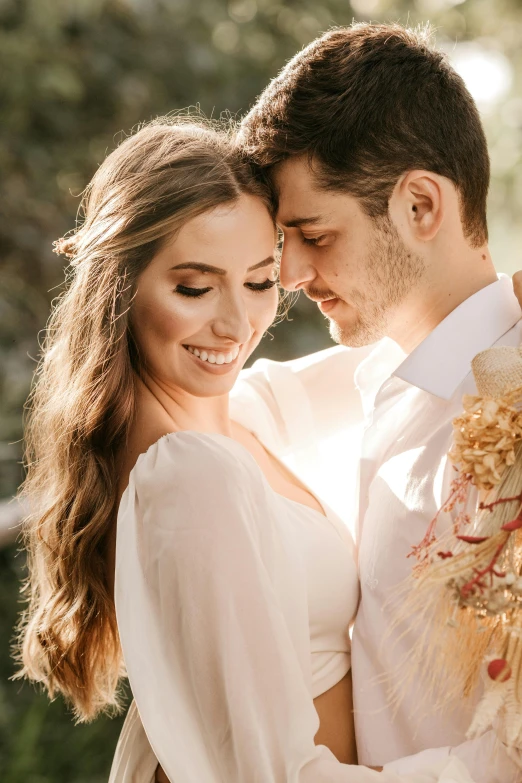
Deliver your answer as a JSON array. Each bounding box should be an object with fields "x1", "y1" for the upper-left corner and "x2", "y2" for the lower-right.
[{"x1": 238, "y1": 22, "x2": 522, "y2": 783}]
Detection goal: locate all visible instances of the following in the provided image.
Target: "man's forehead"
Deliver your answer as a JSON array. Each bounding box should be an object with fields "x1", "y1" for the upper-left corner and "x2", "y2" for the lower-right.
[
  {"x1": 273, "y1": 156, "x2": 325, "y2": 224},
  {"x1": 272, "y1": 155, "x2": 317, "y2": 191}
]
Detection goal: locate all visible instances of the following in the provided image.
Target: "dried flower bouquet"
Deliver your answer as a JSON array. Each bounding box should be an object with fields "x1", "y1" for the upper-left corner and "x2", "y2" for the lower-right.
[{"x1": 390, "y1": 346, "x2": 522, "y2": 749}]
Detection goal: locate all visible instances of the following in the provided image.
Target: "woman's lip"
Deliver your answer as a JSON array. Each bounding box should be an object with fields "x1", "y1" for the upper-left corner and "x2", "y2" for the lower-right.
[
  {"x1": 183, "y1": 345, "x2": 240, "y2": 374},
  {"x1": 184, "y1": 345, "x2": 240, "y2": 354},
  {"x1": 318, "y1": 298, "x2": 340, "y2": 314}
]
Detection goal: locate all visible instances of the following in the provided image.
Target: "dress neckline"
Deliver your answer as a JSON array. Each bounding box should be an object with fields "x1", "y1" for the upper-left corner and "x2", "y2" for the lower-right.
[
  {"x1": 250, "y1": 435, "x2": 328, "y2": 520},
  {"x1": 120, "y1": 429, "x2": 353, "y2": 557}
]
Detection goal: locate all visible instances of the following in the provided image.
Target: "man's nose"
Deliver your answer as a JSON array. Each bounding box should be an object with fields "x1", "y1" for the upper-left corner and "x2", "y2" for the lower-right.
[{"x1": 279, "y1": 239, "x2": 316, "y2": 292}]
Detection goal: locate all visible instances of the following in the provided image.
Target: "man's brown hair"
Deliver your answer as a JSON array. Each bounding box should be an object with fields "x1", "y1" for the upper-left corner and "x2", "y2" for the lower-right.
[{"x1": 240, "y1": 23, "x2": 490, "y2": 247}]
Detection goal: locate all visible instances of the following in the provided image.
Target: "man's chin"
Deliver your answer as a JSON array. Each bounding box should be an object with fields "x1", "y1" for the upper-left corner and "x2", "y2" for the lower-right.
[{"x1": 328, "y1": 316, "x2": 381, "y2": 348}]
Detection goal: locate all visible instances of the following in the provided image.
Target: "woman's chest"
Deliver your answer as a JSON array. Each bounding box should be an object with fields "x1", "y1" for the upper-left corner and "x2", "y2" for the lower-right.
[
  {"x1": 231, "y1": 424, "x2": 326, "y2": 516},
  {"x1": 275, "y1": 499, "x2": 359, "y2": 663}
]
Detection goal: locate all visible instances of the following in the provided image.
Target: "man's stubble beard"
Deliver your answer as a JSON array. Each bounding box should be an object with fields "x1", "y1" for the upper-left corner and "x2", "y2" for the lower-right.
[{"x1": 330, "y1": 216, "x2": 426, "y2": 348}]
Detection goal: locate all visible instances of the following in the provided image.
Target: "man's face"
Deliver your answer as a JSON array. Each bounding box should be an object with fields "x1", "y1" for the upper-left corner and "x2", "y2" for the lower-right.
[{"x1": 274, "y1": 156, "x2": 426, "y2": 347}]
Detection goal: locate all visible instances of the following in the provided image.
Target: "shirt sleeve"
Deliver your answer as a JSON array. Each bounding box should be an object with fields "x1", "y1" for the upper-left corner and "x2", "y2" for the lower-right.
[
  {"x1": 115, "y1": 432, "x2": 458, "y2": 783},
  {"x1": 383, "y1": 731, "x2": 522, "y2": 783},
  {"x1": 230, "y1": 344, "x2": 374, "y2": 456}
]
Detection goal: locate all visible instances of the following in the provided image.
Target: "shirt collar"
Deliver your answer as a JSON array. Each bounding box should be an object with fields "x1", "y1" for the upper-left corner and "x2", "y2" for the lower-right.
[
  {"x1": 393, "y1": 274, "x2": 521, "y2": 400},
  {"x1": 354, "y1": 337, "x2": 407, "y2": 417}
]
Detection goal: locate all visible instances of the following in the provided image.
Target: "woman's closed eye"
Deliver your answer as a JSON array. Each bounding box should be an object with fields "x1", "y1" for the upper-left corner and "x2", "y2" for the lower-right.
[
  {"x1": 245, "y1": 278, "x2": 277, "y2": 292},
  {"x1": 175, "y1": 284, "x2": 212, "y2": 298},
  {"x1": 175, "y1": 278, "x2": 277, "y2": 298}
]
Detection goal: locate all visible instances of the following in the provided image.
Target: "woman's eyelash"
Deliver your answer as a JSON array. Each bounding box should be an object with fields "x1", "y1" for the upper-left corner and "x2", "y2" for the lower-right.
[
  {"x1": 246, "y1": 279, "x2": 278, "y2": 292},
  {"x1": 175, "y1": 279, "x2": 277, "y2": 298},
  {"x1": 175, "y1": 285, "x2": 212, "y2": 298}
]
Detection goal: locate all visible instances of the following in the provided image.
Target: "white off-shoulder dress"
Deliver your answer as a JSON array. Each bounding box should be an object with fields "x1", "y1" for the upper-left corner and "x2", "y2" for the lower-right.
[{"x1": 109, "y1": 348, "x2": 476, "y2": 783}]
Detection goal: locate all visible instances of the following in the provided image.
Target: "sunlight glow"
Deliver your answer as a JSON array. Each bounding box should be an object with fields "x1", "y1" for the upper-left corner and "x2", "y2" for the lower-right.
[
  {"x1": 449, "y1": 42, "x2": 513, "y2": 111},
  {"x1": 350, "y1": 0, "x2": 381, "y2": 14},
  {"x1": 283, "y1": 426, "x2": 362, "y2": 540}
]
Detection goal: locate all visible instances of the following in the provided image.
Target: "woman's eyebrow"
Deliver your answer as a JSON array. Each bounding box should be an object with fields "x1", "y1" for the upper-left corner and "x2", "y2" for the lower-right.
[
  {"x1": 169, "y1": 262, "x2": 226, "y2": 275},
  {"x1": 247, "y1": 256, "x2": 276, "y2": 272},
  {"x1": 169, "y1": 256, "x2": 276, "y2": 275}
]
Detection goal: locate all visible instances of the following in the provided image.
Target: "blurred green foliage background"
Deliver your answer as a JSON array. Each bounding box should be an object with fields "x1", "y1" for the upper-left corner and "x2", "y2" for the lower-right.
[{"x1": 1, "y1": 0, "x2": 522, "y2": 779}]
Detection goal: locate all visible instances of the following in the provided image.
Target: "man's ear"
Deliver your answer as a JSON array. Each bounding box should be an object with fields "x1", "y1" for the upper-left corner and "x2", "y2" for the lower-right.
[
  {"x1": 512, "y1": 271, "x2": 522, "y2": 308},
  {"x1": 391, "y1": 170, "x2": 444, "y2": 242}
]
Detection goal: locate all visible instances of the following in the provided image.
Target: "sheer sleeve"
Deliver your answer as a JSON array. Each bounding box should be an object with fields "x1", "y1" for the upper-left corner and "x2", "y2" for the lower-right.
[
  {"x1": 384, "y1": 730, "x2": 522, "y2": 783},
  {"x1": 230, "y1": 345, "x2": 375, "y2": 524},
  {"x1": 114, "y1": 432, "x2": 475, "y2": 783},
  {"x1": 230, "y1": 345, "x2": 374, "y2": 456}
]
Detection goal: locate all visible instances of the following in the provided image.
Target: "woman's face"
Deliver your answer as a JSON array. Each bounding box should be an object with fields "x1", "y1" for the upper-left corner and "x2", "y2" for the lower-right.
[{"x1": 132, "y1": 194, "x2": 278, "y2": 398}]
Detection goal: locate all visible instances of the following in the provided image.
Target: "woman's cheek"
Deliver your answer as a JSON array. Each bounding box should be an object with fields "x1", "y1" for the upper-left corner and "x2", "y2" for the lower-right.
[
  {"x1": 150, "y1": 294, "x2": 206, "y2": 344},
  {"x1": 246, "y1": 289, "x2": 279, "y2": 348},
  {"x1": 134, "y1": 294, "x2": 205, "y2": 377},
  {"x1": 258, "y1": 288, "x2": 279, "y2": 331}
]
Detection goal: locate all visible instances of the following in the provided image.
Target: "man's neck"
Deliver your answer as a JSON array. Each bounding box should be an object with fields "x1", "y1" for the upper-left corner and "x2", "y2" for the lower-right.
[{"x1": 389, "y1": 245, "x2": 497, "y2": 354}]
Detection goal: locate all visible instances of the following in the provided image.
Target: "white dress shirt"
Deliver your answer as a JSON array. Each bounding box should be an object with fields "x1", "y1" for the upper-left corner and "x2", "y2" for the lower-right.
[
  {"x1": 234, "y1": 275, "x2": 522, "y2": 782},
  {"x1": 350, "y1": 276, "x2": 522, "y2": 781}
]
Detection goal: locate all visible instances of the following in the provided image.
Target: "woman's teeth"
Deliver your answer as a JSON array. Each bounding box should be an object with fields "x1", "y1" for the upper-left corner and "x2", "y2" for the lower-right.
[{"x1": 185, "y1": 345, "x2": 240, "y2": 365}]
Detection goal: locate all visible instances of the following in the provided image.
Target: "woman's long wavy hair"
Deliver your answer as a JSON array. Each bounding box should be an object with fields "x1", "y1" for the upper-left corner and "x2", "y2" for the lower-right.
[{"x1": 13, "y1": 117, "x2": 272, "y2": 722}]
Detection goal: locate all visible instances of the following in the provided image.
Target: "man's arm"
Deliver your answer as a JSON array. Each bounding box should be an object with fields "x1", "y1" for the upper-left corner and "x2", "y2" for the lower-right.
[{"x1": 232, "y1": 343, "x2": 374, "y2": 455}]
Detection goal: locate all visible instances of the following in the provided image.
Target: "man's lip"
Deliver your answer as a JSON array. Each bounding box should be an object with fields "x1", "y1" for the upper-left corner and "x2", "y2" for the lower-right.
[{"x1": 318, "y1": 298, "x2": 340, "y2": 314}]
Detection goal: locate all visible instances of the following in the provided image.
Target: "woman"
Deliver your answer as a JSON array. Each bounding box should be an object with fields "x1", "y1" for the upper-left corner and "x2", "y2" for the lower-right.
[{"x1": 14, "y1": 118, "x2": 474, "y2": 783}]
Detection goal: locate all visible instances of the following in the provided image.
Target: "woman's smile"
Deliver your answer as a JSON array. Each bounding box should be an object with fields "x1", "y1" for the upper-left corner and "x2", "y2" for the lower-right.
[
  {"x1": 132, "y1": 194, "x2": 278, "y2": 398},
  {"x1": 182, "y1": 343, "x2": 241, "y2": 373}
]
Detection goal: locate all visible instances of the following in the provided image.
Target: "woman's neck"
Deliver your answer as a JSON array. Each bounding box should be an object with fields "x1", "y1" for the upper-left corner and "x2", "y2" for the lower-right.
[{"x1": 135, "y1": 372, "x2": 232, "y2": 438}]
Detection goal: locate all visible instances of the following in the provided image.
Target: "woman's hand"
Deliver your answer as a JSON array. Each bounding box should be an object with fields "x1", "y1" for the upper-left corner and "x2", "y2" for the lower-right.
[{"x1": 513, "y1": 271, "x2": 522, "y2": 306}]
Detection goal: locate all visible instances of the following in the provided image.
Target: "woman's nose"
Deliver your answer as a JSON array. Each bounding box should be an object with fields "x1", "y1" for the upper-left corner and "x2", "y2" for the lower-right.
[
  {"x1": 278, "y1": 239, "x2": 316, "y2": 292},
  {"x1": 212, "y1": 292, "x2": 253, "y2": 345}
]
